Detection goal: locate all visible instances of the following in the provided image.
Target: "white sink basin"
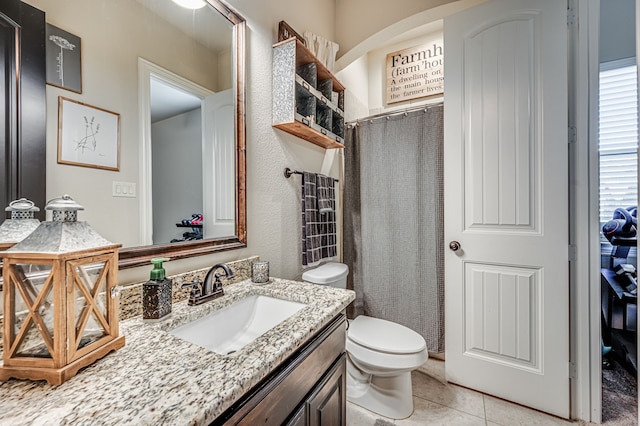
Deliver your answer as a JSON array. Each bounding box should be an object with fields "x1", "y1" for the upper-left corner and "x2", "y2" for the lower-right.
[{"x1": 169, "y1": 295, "x2": 307, "y2": 355}]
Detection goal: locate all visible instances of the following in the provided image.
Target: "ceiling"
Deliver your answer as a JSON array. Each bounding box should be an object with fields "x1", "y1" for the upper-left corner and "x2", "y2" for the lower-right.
[
  {"x1": 133, "y1": 0, "x2": 232, "y2": 52},
  {"x1": 150, "y1": 78, "x2": 202, "y2": 123},
  {"x1": 134, "y1": 0, "x2": 231, "y2": 122}
]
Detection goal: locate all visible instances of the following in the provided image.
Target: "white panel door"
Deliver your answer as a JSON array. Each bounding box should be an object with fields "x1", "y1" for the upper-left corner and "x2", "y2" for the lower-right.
[
  {"x1": 444, "y1": 0, "x2": 569, "y2": 418},
  {"x1": 202, "y1": 89, "x2": 235, "y2": 239}
]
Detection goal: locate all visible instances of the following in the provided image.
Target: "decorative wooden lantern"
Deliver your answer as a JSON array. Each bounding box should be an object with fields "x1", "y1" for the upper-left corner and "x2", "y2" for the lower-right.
[
  {"x1": 0, "y1": 195, "x2": 124, "y2": 385},
  {"x1": 0, "y1": 199, "x2": 41, "y2": 292},
  {"x1": 0, "y1": 198, "x2": 41, "y2": 251}
]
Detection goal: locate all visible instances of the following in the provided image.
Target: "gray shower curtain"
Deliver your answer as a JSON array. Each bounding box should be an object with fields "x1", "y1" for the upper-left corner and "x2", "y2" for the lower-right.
[{"x1": 344, "y1": 104, "x2": 444, "y2": 353}]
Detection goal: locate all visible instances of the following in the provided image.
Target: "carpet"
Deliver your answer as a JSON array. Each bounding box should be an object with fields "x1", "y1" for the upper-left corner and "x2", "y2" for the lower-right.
[{"x1": 602, "y1": 356, "x2": 637, "y2": 425}]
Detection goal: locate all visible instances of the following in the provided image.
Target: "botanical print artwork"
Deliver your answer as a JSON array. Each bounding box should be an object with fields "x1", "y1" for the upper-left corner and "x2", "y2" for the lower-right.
[
  {"x1": 75, "y1": 115, "x2": 100, "y2": 154},
  {"x1": 58, "y1": 97, "x2": 120, "y2": 171}
]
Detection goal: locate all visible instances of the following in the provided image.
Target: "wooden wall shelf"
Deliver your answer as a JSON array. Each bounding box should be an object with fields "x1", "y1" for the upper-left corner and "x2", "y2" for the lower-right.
[{"x1": 272, "y1": 37, "x2": 345, "y2": 150}]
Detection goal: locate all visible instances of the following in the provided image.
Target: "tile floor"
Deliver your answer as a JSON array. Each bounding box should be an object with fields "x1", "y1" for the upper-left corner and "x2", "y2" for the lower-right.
[{"x1": 347, "y1": 358, "x2": 602, "y2": 426}]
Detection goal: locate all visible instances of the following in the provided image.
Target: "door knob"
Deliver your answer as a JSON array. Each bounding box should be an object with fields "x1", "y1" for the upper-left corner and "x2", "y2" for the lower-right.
[{"x1": 449, "y1": 241, "x2": 461, "y2": 252}]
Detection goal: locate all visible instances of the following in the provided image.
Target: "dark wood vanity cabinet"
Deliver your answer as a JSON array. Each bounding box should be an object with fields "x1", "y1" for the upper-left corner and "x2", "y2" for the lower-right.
[
  {"x1": 288, "y1": 354, "x2": 346, "y2": 426},
  {"x1": 213, "y1": 313, "x2": 347, "y2": 426}
]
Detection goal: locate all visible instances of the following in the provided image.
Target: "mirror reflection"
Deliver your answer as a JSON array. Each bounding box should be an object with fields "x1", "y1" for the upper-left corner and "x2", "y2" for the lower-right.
[
  {"x1": 136, "y1": 0, "x2": 235, "y2": 245},
  {"x1": 21, "y1": 0, "x2": 244, "y2": 263}
]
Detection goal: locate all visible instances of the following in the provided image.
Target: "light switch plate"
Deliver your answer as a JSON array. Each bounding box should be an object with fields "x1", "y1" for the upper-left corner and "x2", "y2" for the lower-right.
[{"x1": 112, "y1": 181, "x2": 136, "y2": 198}]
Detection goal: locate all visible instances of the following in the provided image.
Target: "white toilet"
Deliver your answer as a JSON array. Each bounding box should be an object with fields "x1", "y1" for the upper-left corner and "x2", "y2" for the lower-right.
[{"x1": 302, "y1": 262, "x2": 428, "y2": 419}]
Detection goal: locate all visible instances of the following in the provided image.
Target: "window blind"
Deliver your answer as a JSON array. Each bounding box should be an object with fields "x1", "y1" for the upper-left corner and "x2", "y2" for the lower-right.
[{"x1": 599, "y1": 59, "x2": 638, "y2": 227}]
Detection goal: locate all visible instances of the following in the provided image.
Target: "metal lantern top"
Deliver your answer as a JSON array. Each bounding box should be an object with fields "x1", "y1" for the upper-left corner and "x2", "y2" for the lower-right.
[
  {"x1": 0, "y1": 198, "x2": 41, "y2": 245},
  {"x1": 46, "y1": 194, "x2": 84, "y2": 222},
  {"x1": 6, "y1": 195, "x2": 118, "y2": 254},
  {"x1": 5, "y1": 198, "x2": 40, "y2": 219}
]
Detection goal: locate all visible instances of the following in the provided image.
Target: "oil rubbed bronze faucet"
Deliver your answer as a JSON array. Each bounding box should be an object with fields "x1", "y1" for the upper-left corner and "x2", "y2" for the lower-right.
[{"x1": 181, "y1": 263, "x2": 234, "y2": 306}]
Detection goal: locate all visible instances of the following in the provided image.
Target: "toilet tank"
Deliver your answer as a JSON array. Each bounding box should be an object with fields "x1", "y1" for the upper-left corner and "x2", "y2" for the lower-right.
[{"x1": 302, "y1": 262, "x2": 349, "y2": 288}]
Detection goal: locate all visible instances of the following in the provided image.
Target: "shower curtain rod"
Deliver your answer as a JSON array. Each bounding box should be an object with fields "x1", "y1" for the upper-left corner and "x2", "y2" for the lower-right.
[
  {"x1": 284, "y1": 167, "x2": 339, "y2": 182},
  {"x1": 346, "y1": 102, "x2": 444, "y2": 127}
]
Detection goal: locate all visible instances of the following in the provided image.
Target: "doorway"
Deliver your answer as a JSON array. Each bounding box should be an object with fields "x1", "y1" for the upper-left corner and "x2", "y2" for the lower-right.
[
  {"x1": 149, "y1": 77, "x2": 203, "y2": 245},
  {"x1": 138, "y1": 58, "x2": 213, "y2": 246},
  {"x1": 598, "y1": 1, "x2": 638, "y2": 423}
]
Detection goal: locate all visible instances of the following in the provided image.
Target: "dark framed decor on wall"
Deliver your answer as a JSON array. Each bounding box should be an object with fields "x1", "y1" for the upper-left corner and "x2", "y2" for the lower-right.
[{"x1": 46, "y1": 23, "x2": 82, "y2": 93}]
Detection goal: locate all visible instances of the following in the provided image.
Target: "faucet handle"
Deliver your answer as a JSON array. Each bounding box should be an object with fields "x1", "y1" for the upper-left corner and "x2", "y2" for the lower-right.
[
  {"x1": 181, "y1": 281, "x2": 202, "y2": 299},
  {"x1": 181, "y1": 280, "x2": 201, "y2": 289},
  {"x1": 212, "y1": 265, "x2": 234, "y2": 290},
  {"x1": 212, "y1": 274, "x2": 224, "y2": 291}
]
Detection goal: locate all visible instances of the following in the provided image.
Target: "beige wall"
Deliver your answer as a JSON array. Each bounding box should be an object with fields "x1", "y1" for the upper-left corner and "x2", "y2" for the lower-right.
[
  {"x1": 209, "y1": 0, "x2": 339, "y2": 283},
  {"x1": 336, "y1": 0, "x2": 484, "y2": 121},
  {"x1": 335, "y1": 0, "x2": 453, "y2": 58},
  {"x1": 27, "y1": 0, "x2": 483, "y2": 285},
  {"x1": 23, "y1": 0, "x2": 338, "y2": 285},
  {"x1": 115, "y1": 0, "x2": 337, "y2": 284},
  {"x1": 335, "y1": 0, "x2": 485, "y2": 68}
]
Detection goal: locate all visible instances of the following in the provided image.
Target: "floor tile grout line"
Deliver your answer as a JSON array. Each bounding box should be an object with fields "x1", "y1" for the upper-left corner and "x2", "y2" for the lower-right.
[
  {"x1": 411, "y1": 377, "x2": 487, "y2": 421},
  {"x1": 410, "y1": 394, "x2": 488, "y2": 423},
  {"x1": 483, "y1": 394, "x2": 489, "y2": 426}
]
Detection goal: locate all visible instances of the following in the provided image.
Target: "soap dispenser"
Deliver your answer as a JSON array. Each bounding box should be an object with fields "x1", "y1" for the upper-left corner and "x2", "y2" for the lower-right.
[{"x1": 143, "y1": 257, "x2": 173, "y2": 321}]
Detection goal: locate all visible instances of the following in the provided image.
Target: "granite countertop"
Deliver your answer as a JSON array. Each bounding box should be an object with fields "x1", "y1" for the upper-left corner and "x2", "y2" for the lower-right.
[{"x1": 0, "y1": 279, "x2": 355, "y2": 425}]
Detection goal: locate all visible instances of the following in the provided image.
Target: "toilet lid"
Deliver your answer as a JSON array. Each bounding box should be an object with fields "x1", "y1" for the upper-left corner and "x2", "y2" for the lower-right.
[{"x1": 348, "y1": 315, "x2": 426, "y2": 354}]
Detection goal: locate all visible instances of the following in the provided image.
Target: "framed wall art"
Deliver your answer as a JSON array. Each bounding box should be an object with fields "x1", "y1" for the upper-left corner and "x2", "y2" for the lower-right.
[
  {"x1": 57, "y1": 97, "x2": 120, "y2": 171},
  {"x1": 46, "y1": 24, "x2": 82, "y2": 93}
]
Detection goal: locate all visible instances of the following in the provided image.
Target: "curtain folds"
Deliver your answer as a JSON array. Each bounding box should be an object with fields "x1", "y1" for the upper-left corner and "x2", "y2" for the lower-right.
[{"x1": 344, "y1": 105, "x2": 445, "y2": 353}]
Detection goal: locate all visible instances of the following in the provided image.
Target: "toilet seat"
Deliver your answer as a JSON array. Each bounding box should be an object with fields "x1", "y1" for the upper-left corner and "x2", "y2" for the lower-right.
[
  {"x1": 346, "y1": 316, "x2": 428, "y2": 373},
  {"x1": 348, "y1": 315, "x2": 426, "y2": 354},
  {"x1": 346, "y1": 339, "x2": 428, "y2": 373}
]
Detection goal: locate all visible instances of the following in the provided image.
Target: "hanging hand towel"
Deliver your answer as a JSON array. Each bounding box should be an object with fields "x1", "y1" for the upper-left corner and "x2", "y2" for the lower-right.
[
  {"x1": 301, "y1": 172, "x2": 337, "y2": 267},
  {"x1": 316, "y1": 174, "x2": 335, "y2": 214}
]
